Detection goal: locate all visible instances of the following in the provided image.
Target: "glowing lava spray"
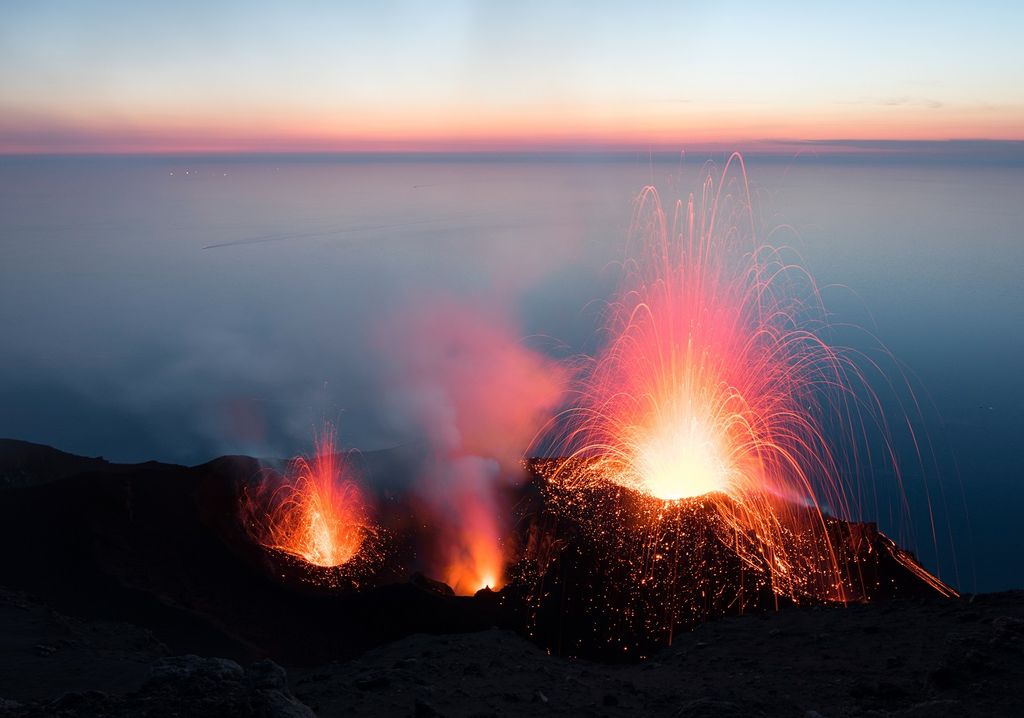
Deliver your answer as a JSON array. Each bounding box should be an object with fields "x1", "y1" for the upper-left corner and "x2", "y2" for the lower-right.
[
  {"x1": 243, "y1": 427, "x2": 379, "y2": 571},
  {"x1": 540, "y1": 154, "x2": 945, "y2": 615}
]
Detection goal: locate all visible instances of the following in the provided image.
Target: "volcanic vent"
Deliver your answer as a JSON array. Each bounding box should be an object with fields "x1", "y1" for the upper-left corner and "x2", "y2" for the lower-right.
[{"x1": 240, "y1": 429, "x2": 386, "y2": 589}]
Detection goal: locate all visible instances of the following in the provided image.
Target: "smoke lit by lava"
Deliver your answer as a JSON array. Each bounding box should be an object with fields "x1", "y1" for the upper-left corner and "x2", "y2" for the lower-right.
[
  {"x1": 232, "y1": 155, "x2": 952, "y2": 653},
  {"x1": 376, "y1": 299, "x2": 566, "y2": 595}
]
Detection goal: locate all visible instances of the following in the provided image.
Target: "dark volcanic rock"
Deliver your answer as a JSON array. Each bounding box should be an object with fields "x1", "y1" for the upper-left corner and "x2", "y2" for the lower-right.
[
  {"x1": 0, "y1": 442, "x2": 512, "y2": 663},
  {"x1": 1, "y1": 655, "x2": 316, "y2": 717},
  {"x1": 411, "y1": 572, "x2": 457, "y2": 597},
  {"x1": 0, "y1": 438, "x2": 1002, "y2": 717},
  {"x1": 504, "y1": 458, "x2": 956, "y2": 659},
  {"x1": 0, "y1": 440, "x2": 960, "y2": 664},
  {"x1": 676, "y1": 698, "x2": 764, "y2": 717},
  {"x1": 286, "y1": 597, "x2": 1024, "y2": 717},
  {"x1": 0, "y1": 439, "x2": 118, "y2": 489},
  {"x1": 2, "y1": 591, "x2": 1023, "y2": 716}
]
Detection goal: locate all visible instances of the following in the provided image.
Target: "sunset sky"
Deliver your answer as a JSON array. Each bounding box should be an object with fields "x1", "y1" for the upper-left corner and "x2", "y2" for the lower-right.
[{"x1": 2, "y1": 1, "x2": 1022, "y2": 153}]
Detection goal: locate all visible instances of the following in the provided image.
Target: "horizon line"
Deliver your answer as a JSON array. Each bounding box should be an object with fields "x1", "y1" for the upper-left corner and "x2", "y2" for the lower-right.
[
  {"x1": 4, "y1": 139, "x2": 1024, "y2": 165},
  {"x1": 2, "y1": 138, "x2": 1024, "y2": 157}
]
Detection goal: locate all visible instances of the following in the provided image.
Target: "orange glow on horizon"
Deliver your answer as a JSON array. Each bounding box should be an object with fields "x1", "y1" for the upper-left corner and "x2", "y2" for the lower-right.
[{"x1": 3, "y1": 101, "x2": 1022, "y2": 154}]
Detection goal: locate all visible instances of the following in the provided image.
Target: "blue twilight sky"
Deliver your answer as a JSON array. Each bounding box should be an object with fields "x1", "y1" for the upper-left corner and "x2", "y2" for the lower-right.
[{"x1": 1, "y1": 1, "x2": 1022, "y2": 152}]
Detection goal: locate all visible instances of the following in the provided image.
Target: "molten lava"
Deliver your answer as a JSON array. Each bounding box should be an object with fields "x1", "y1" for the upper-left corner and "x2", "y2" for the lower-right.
[
  {"x1": 244, "y1": 430, "x2": 376, "y2": 569},
  {"x1": 546, "y1": 153, "x2": 916, "y2": 605},
  {"x1": 623, "y1": 409, "x2": 732, "y2": 501}
]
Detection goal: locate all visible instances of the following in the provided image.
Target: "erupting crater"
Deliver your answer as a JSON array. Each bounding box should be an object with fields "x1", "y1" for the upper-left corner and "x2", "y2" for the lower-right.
[
  {"x1": 241, "y1": 429, "x2": 382, "y2": 579},
  {"x1": 540, "y1": 154, "x2": 947, "y2": 620}
]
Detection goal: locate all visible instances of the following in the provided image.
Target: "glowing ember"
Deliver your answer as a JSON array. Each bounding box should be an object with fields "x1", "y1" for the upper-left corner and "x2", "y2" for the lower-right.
[
  {"x1": 244, "y1": 429, "x2": 376, "y2": 569},
  {"x1": 546, "y1": 153, "x2": 931, "y2": 606}
]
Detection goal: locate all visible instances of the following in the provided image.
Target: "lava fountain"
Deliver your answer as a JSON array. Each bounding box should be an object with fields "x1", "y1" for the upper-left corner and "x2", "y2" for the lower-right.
[
  {"x1": 242, "y1": 428, "x2": 379, "y2": 572},
  {"x1": 541, "y1": 153, "x2": 939, "y2": 611}
]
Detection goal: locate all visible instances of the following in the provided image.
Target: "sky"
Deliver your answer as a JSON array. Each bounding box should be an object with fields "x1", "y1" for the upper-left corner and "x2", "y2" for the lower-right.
[{"x1": 1, "y1": 0, "x2": 1023, "y2": 153}]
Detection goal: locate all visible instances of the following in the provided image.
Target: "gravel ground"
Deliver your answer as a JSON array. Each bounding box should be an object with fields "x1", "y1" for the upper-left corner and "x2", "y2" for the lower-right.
[{"x1": 2, "y1": 588, "x2": 1021, "y2": 717}]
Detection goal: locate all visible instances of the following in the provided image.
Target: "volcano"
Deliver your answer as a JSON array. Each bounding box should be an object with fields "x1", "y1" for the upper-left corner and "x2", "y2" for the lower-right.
[
  {"x1": 509, "y1": 458, "x2": 956, "y2": 658},
  {"x1": 0, "y1": 438, "x2": 954, "y2": 665}
]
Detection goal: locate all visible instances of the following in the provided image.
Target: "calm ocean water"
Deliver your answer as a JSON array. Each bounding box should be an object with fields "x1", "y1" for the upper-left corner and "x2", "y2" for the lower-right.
[{"x1": 1, "y1": 155, "x2": 1021, "y2": 590}]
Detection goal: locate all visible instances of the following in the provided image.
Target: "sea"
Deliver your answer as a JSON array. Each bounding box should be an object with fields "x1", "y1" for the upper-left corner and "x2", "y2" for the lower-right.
[{"x1": 1, "y1": 153, "x2": 1021, "y2": 591}]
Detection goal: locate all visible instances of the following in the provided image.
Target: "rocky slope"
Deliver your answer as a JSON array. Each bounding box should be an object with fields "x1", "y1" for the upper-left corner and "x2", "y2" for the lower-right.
[
  {"x1": 1, "y1": 439, "x2": 1016, "y2": 716},
  {"x1": 1, "y1": 587, "x2": 1021, "y2": 717}
]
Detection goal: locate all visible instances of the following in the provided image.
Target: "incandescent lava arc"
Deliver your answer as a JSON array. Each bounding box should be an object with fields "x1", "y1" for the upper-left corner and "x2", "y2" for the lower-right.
[
  {"x1": 242, "y1": 428, "x2": 380, "y2": 570},
  {"x1": 545, "y1": 153, "x2": 939, "y2": 608}
]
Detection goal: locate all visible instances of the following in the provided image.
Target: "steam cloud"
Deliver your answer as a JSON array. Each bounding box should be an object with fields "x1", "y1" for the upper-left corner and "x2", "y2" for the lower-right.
[{"x1": 375, "y1": 297, "x2": 566, "y2": 593}]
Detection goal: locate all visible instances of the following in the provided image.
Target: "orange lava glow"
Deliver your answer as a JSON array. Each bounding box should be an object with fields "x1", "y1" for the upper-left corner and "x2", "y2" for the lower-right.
[
  {"x1": 246, "y1": 430, "x2": 375, "y2": 568},
  {"x1": 440, "y1": 496, "x2": 505, "y2": 595},
  {"x1": 444, "y1": 549, "x2": 503, "y2": 595},
  {"x1": 549, "y1": 153, "x2": 903, "y2": 602}
]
